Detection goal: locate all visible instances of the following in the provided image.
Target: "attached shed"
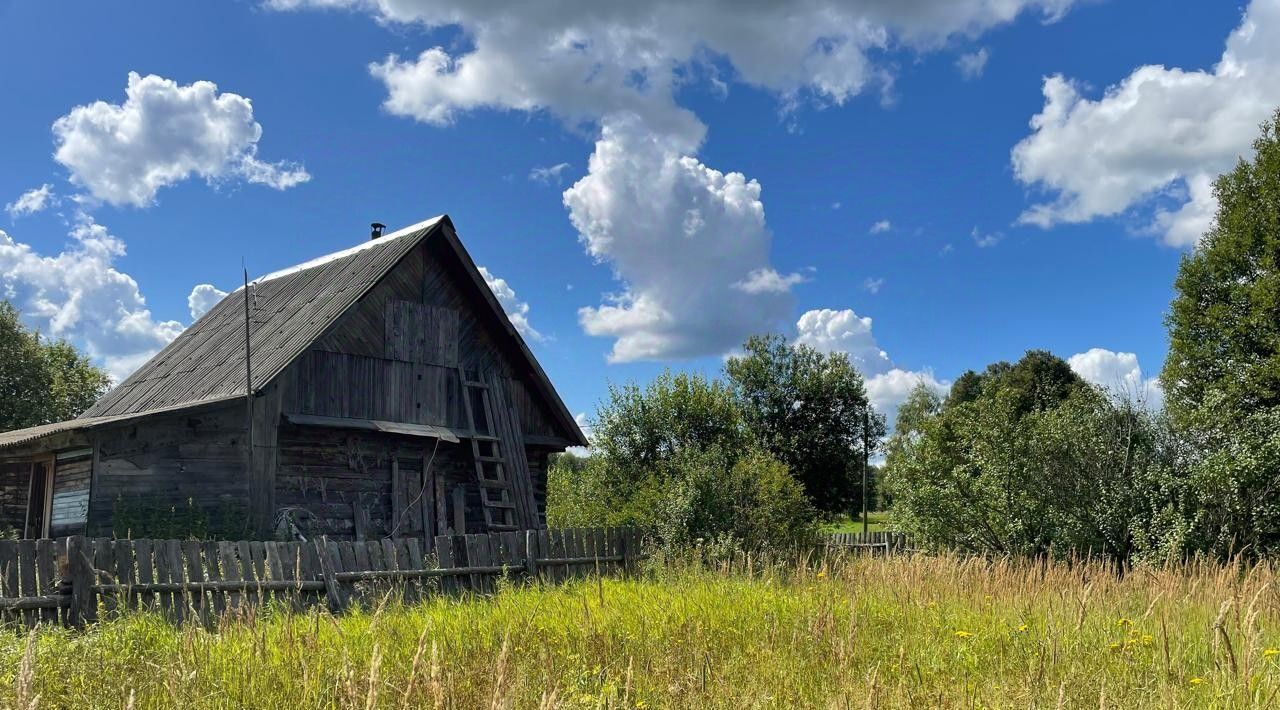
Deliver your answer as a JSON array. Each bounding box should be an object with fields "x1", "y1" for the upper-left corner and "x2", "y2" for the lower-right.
[{"x1": 0, "y1": 216, "x2": 586, "y2": 540}]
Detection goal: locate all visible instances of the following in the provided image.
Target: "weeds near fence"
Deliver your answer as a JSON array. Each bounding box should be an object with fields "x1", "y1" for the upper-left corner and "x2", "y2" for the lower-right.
[{"x1": 2, "y1": 551, "x2": 1280, "y2": 708}]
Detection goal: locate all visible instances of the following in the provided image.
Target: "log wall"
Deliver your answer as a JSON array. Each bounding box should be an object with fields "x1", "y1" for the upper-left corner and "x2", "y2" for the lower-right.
[
  {"x1": 0, "y1": 462, "x2": 29, "y2": 534},
  {"x1": 274, "y1": 424, "x2": 482, "y2": 540},
  {"x1": 89, "y1": 404, "x2": 250, "y2": 538}
]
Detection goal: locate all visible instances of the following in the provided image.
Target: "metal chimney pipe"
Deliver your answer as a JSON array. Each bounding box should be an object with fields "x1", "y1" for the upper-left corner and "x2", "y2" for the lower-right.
[{"x1": 371, "y1": 222, "x2": 386, "y2": 240}]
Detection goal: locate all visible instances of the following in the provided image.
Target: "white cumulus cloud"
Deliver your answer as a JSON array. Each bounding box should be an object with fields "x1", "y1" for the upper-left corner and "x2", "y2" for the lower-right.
[
  {"x1": 794, "y1": 307, "x2": 948, "y2": 427},
  {"x1": 1067, "y1": 347, "x2": 1164, "y2": 410},
  {"x1": 566, "y1": 115, "x2": 794, "y2": 361},
  {"x1": 271, "y1": 0, "x2": 1082, "y2": 359},
  {"x1": 5, "y1": 185, "x2": 56, "y2": 218},
  {"x1": 1012, "y1": 0, "x2": 1280, "y2": 247},
  {"x1": 733, "y1": 267, "x2": 808, "y2": 295},
  {"x1": 0, "y1": 217, "x2": 184, "y2": 381},
  {"x1": 478, "y1": 265, "x2": 543, "y2": 342},
  {"x1": 869, "y1": 219, "x2": 892, "y2": 234},
  {"x1": 187, "y1": 284, "x2": 228, "y2": 321},
  {"x1": 796, "y1": 308, "x2": 893, "y2": 376},
  {"x1": 52, "y1": 72, "x2": 310, "y2": 207}
]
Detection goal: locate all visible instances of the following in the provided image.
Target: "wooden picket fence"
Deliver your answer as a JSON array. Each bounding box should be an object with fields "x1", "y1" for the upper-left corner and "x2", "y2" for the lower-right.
[
  {"x1": 0, "y1": 527, "x2": 641, "y2": 629},
  {"x1": 824, "y1": 531, "x2": 915, "y2": 555}
]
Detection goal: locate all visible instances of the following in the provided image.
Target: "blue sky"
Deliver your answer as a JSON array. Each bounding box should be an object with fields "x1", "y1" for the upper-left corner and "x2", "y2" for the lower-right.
[{"x1": 0, "y1": 0, "x2": 1270, "y2": 429}]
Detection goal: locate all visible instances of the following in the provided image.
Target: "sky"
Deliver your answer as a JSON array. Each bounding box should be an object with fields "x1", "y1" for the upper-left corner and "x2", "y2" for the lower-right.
[{"x1": 0, "y1": 0, "x2": 1270, "y2": 433}]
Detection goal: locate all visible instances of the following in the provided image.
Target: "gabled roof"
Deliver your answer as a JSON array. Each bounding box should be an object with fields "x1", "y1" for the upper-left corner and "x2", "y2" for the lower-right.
[
  {"x1": 81, "y1": 217, "x2": 446, "y2": 419},
  {"x1": 59, "y1": 215, "x2": 586, "y2": 446}
]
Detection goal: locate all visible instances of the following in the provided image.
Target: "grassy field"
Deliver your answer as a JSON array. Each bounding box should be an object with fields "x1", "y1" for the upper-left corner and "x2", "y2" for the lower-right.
[
  {"x1": 3, "y1": 552, "x2": 1279, "y2": 708},
  {"x1": 821, "y1": 511, "x2": 893, "y2": 533}
]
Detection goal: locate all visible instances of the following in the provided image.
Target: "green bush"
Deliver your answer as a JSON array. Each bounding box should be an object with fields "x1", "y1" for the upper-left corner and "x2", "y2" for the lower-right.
[
  {"x1": 883, "y1": 357, "x2": 1188, "y2": 562},
  {"x1": 548, "y1": 447, "x2": 816, "y2": 550}
]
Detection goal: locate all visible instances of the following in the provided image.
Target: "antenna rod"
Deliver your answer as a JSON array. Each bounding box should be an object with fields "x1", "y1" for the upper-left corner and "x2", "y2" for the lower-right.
[{"x1": 244, "y1": 267, "x2": 254, "y2": 472}]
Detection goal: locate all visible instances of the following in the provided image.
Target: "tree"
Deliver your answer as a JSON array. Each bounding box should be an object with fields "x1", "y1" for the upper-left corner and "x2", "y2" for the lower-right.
[
  {"x1": 590, "y1": 370, "x2": 747, "y2": 487},
  {"x1": 725, "y1": 334, "x2": 885, "y2": 514},
  {"x1": 1162, "y1": 109, "x2": 1280, "y2": 557},
  {"x1": 945, "y1": 350, "x2": 1084, "y2": 415},
  {"x1": 1164, "y1": 109, "x2": 1280, "y2": 422},
  {"x1": 0, "y1": 301, "x2": 110, "y2": 431},
  {"x1": 883, "y1": 351, "x2": 1182, "y2": 561}
]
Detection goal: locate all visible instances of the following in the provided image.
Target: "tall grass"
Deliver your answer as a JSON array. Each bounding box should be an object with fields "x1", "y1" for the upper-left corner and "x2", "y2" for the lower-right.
[{"x1": 2, "y1": 552, "x2": 1279, "y2": 708}]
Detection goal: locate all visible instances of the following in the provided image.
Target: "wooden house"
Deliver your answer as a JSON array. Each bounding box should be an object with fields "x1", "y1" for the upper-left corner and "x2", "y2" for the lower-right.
[{"x1": 0, "y1": 216, "x2": 587, "y2": 540}]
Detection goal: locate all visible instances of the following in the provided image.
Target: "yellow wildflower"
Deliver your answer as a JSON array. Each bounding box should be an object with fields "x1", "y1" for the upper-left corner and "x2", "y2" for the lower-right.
[
  {"x1": 1141, "y1": 634, "x2": 1154, "y2": 645},
  {"x1": 954, "y1": 630, "x2": 974, "y2": 639},
  {"x1": 1264, "y1": 648, "x2": 1280, "y2": 658},
  {"x1": 816, "y1": 570, "x2": 828, "y2": 579},
  {"x1": 1189, "y1": 677, "x2": 1204, "y2": 686},
  {"x1": 1109, "y1": 642, "x2": 1122, "y2": 651},
  {"x1": 1017, "y1": 623, "x2": 1029, "y2": 633},
  {"x1": 1116, "y1": 618, "x2": 1133, "y2": 626}
]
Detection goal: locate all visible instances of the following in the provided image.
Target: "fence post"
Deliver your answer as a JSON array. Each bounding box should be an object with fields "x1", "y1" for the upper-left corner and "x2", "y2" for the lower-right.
[
  {"x1": 315, "y1": 537, "x2": 344, "y2": 613},
  {"x1": 524, "y1": 529, "x2": 538, "y2": 579},
  {"x1": 67, "y1": 536, "x2": 96, "y2": 627}
]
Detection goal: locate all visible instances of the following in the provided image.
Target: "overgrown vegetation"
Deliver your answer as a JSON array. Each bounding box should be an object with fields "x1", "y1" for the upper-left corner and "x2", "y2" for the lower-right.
[
  {"x1": 4, "y1": 553, "x2": 1278, "y2": 708},
  {"x1": 882, "y1": 351, "x2": 1185, "y2": 561},
  {"x1": 882, "y1": 109, "x2": 1280, "y2": 564},
  {"x1": 547, "y1": 371, "x2": 818, "y2": 548},
  {"x1": 548, "y1": 334, "x2": 885, "y2": 549},
  {"x1": 110, "y1": 496, "x2": 252, "y2": 540}
]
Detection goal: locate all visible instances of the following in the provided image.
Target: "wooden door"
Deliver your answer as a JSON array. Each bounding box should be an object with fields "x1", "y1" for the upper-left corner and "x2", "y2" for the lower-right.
[
  {"x1": 24, "y1": 458, "x2": 53, "y2": 538},
  {"x1": 389, "y1": 451, "x2": 435, "y2": 538}
]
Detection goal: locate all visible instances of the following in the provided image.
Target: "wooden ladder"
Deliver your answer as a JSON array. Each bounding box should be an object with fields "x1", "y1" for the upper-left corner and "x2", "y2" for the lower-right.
[{"x1": 459, "y1": 369, "x2": 518, "y2": 531}]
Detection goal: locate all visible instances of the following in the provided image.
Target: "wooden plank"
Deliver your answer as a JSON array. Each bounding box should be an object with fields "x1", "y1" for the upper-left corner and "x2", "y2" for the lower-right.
[
  {"x1": 165, "y1": 539, "x2": 188, "y2": 624},
  {"x1": 353, "y1": 494, "x2": 370, "y2": 541},
  {"x1": 398, "y1": 538, "x2": 421, "y2": 602},
  {"x1": 113, "y1": 539, "x2": 136, "y2": 613},
  {"x1": 249, "y1": 541, "x2": 268, "y2": 607},
  {"x1": 132, "y1": 540, "x2": 155, "y2": 613},
  {"x1": 94, "y1": 539, "x2": 116, "y2": 617},
  {"x1": 391, "y1": 457, "x2": 403, "y2": 538},
  {"x1": 218, "y1": 542, "x2": 242, "y2": 613},
  {"x1": 67, "y1": 537, "x2": 96, "y2": 626},
  {"x1": 435, "y1": 477, "x2": 448, "y2": 535},
  {"x1": 452, "y1": 486, "x2": 465, "y2": 534},
  {"x1": 182, "y1": 541, "x2": 207, "y2": 626},
  {"x1": 236, "y1": 541, "x2": 257, "y2": 609},
  {"x1": 0, "y1": 542, "x2": 19, "y2": 625},
  {"x1": 152, "y1": 539, "x2": 175, "y2": 620},
  {"x1": 537, "y1": 529, "x2": 551, "y2": 583},
  {"x1": 352, "y1": 540, "x2": 372, "y2": 575},
  {"x1": 317, "y1": 539, "x2": 345, "y2": 612},
  {"x1": 36, "y1": 539, "x2": 58, "y2": 624},
  {"x1": 434, "y1": 535, "x2": 455, "y2": 596},
  {"x1": 17, "y1": 540, "x2": 38, "y2": 626},
  {"x1": 465, "y1": 534, "x2": 489, "y2": 594},
  {"x1": 203, "y1": 541, "x2": 226, "y2": 619}
]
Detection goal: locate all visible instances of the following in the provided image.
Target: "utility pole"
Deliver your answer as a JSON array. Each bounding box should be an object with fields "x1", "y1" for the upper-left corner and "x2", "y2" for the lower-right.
[{"x1": 861, "y1": 407, "x2": 870, "y2": 534}]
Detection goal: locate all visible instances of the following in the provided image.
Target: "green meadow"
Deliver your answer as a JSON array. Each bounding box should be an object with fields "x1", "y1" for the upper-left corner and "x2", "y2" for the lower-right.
[{"x1": 3, "y1": 551, "x2": 1279, "y2": 708}]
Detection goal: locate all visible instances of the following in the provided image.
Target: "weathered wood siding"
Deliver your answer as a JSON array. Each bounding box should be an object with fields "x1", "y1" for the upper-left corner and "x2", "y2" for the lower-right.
[
  {"x1": 274, "y1": 424, "x2": 482, "y2": 539},
  {"x1": 526, "y1": 448, "x2": 552, "y2": 527},
  {"x1": 89, "y1": 404, "x2": 250, "y2": 538},
  {"x1": 0, "y1": 462, "x2": 29, "y2": 534},
  {"x1": 49, "y1": 452, "x2": 91, "y2": 538},
  {"x1": 282, "y1": 351, "x2": 468, "y2": 429}
]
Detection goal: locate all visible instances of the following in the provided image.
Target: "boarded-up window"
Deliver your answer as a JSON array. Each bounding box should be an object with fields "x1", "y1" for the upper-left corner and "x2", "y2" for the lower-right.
[{"x1": 385, "y1": 300, "x2": 460, "y2": 367}]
